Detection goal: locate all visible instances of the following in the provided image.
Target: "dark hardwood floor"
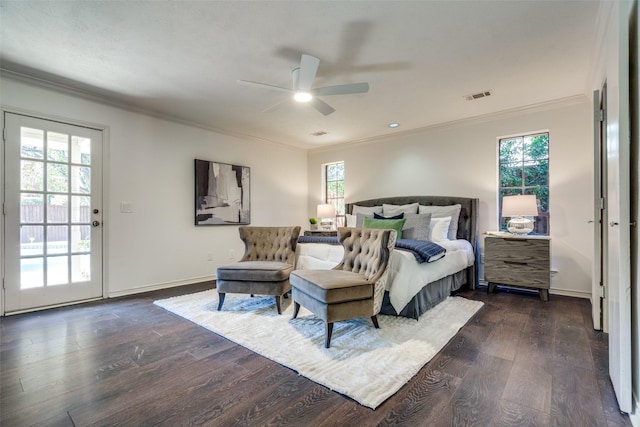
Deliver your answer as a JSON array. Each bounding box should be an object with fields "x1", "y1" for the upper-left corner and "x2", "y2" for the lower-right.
[{"x1": 0, "y1": 282, "x2": 632, "y2": 426}]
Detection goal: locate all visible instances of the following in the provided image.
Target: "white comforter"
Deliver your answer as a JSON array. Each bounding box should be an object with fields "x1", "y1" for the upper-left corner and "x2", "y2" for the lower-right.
[{"x1": 295, "y1": 239, "x2": 475, "y2": 313}]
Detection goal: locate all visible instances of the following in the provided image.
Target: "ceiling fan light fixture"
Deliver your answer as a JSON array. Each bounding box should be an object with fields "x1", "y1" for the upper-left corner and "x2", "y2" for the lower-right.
[{"x1": 294, "y1": 91, "x2": 313, "y2": 103}]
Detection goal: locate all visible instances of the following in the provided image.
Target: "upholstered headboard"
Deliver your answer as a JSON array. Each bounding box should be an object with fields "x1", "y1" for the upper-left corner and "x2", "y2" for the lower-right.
[{"x1": 346, "y1": 195, "x2": 479, "y2": 287}]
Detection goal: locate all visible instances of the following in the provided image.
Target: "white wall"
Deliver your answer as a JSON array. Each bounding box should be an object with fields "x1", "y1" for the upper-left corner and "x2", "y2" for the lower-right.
[
  {"x1": 307, "y1": 99, "x2": 594, "y2": 298},
  {"x1": 0, "y1": 76, "x2": 308, "y2": 306}
]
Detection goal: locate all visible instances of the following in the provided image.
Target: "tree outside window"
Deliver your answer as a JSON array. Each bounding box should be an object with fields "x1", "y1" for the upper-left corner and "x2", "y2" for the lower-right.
[
  {"x1": 324, "y1": 162, "x2": 345, "y2": 227},
  {"x1": 499, "y1": 133, "x2": 549, "y2": 235}
]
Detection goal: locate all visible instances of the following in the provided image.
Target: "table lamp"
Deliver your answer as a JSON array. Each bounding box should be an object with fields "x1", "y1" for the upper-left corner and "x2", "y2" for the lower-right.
[
  {"x1": 317, "y1": 204, "x2": 336, "y2": 230},
  {"x1": 502, "y1": 195, "x2": 538, "y2": 235}
]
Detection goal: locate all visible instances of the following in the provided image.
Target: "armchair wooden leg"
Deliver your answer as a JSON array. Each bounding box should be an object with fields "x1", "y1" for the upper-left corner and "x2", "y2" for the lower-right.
[
  {"x1": 217, "y1": 293, "x2": 226, "y2": 311},
  {"x1": 274, "y1": 295, "x2": 283, "y2": 315},
  {"x1": 292, "y1": 302, "x2": 300, "y2": 319},
  {"x1": 371, "y1": 315, "x2": 380, "y2": 329},
  {"x1": 325, "y1": 322, "x2": 334, "y2": 348}
]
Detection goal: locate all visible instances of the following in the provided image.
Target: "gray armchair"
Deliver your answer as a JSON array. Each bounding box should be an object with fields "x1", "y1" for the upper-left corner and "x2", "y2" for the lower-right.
[
  {"x1": 290, "y1": 227, "x2": 396, "y2": 348},
  {"x1": 216, "y1": 226, "x2": 301, "y2": 314}
]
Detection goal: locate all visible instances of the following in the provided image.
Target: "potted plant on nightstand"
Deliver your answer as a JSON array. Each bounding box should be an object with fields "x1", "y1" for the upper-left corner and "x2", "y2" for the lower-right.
[{"x1": 309, "y1": 217, "x2": 318, "y2": 230}]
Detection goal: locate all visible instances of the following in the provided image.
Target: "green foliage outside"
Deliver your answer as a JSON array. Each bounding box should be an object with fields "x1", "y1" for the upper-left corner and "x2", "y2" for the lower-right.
[
  {"x1": 20, "y1": 131, "x2": 91, "y2": 206},
  {"x1": 325, "y1": 162, "x2": 345, "y2": 218}
]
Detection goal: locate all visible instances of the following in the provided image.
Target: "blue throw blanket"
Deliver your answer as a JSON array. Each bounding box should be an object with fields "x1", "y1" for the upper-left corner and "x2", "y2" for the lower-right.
[{"x1": 297, "y1": 236, "x2": 446, "y2": 264}]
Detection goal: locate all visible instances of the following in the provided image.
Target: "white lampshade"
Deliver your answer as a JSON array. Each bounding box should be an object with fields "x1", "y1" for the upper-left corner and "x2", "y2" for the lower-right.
[
  {"x1": 502, "y1": 195, "x2": 538, "y2": 235},
  {"x1": 502, "y1": 195, "x2": 538, "y2": 217},
  {"x1": 316, "y1": 204, "x2": 336, "y2": 218}
]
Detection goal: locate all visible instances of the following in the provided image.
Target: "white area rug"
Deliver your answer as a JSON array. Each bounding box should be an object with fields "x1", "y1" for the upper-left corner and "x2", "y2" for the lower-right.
[{"x1": 154, "y1": 290, "x2": 483, "y2": 409}]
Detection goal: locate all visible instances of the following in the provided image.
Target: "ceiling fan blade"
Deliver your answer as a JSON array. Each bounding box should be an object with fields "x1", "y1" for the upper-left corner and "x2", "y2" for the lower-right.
[
  {"x1": 298, "y1": 54, "x2": 320, "y2": 91},
  {"x1": 237, "y1": 80, "x2": 292, "y2": 93},
  {"x1": 261, "y1": 97, "x2": 290, "y2": 113},
  {"x1": 315, "y1": 82, "x2": 369, "y2": 96},
  {"x1": 310, "y1": 97, "x2": 335, "y2": 115}
]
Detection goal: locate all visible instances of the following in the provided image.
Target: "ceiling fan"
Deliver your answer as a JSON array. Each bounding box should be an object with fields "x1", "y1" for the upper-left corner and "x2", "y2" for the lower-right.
[{"x1": 237, "y1": 54, "x2": 369, "y2": 115}]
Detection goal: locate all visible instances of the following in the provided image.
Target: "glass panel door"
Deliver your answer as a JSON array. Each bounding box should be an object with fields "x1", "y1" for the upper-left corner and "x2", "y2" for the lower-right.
[{"x1": 4, "y1": 113, "x2": 103, "y2": 312}]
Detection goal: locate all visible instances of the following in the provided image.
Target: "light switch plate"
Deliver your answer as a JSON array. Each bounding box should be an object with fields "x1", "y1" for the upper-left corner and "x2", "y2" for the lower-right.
[{"x1": 120, "y1": 201, "x2": 133, "y2": 213}]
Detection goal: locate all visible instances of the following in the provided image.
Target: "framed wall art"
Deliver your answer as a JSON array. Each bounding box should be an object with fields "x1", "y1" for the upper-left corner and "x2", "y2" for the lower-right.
[{"x1": 194, "y1": 159, "x2": 250, "y2": 226}]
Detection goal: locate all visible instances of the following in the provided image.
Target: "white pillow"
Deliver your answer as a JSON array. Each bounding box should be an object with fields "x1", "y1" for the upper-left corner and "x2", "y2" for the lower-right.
[
  {"x1": 345, "y1": 214, "x2": 357, "y2": 227},
  {"x1": 419, "y1": 204, "x2": 462, "y2": 240},
  {"x1": 382, "y1": 202, "x2": 419, "y2": 216},
  {"x1": 429, "y1": 216, "x2": 451, "y2": 242},
  {"x1": 352, "y1": 205, "x2": 383, "y2": 216}
]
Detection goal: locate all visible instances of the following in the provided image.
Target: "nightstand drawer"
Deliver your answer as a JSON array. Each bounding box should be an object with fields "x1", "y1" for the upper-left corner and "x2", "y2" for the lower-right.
[
  {"x1": 485, "y1": 238, "x2": 549, "y2": 264},
  {"x1": 304, "y1": 230, "x2": 338, "y2": 237},
  {"x1": 484, "y1": 258, "x2": 550, "y2": 288}
]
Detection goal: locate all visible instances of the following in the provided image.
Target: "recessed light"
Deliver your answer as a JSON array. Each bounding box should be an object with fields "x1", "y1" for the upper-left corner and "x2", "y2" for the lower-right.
[
  {"x1": 294, "y1": 92, "x2": 312, "y2": 102},
  {"x1": 388, "y1": 123, "x2": 400, "y2": 128}
]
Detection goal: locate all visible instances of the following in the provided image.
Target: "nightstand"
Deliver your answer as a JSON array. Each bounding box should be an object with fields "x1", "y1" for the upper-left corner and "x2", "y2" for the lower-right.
[
  {"x1": 304, "y1": 230, "x2": 338, "y2": 237},
  {"x1": 484, "y1": 234, "x2": 551, "y2": 301}
]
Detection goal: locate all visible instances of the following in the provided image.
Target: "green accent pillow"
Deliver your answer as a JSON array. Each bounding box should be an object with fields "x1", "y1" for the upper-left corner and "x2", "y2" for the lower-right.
[{"x1": 362, "y1": 216, "x2": 406, "y2": 239}]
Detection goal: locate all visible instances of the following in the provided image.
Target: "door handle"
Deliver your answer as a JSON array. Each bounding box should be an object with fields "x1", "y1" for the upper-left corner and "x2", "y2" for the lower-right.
[
  {"x1": 92, "y1": 220, "x2": 101, "y2": 227},
  {"x1": 609, "y1": 221, "x2": 619, "y2": 227}
]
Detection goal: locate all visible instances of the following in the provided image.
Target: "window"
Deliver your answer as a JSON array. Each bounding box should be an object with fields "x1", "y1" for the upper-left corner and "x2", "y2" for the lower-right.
[
  {"x1": 324, "y1": 161, "x2": 345, "y2": 227},
  {"x1": 498, "y1": 132, "x2": 549, "y2": 235}
]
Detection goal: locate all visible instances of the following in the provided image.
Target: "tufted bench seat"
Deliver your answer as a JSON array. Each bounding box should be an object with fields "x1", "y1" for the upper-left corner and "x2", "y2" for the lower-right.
[{"x1": 216, "y1": 226, "x2": 300, "y2": 314}]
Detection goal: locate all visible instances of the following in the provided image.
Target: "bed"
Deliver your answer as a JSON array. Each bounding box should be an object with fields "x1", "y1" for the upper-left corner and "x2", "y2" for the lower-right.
[{"x1": 295, "y1": 196, "x2": 479, "y2": 320}]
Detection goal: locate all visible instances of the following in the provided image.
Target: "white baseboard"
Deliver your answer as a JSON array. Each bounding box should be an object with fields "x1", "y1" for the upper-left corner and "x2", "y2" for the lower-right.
[
  {"x1": 477, "y1": 280, "x2": 591, "y2": 299},
  {"x1": 548, "y1": 287, "x2": 591, "y2": 299},
  {"x1": 107, "y1": 275, "x2": 216, "y2": 298},
  {"x1": 630, "y1": 391, "x2": 640, "y2": 427}
]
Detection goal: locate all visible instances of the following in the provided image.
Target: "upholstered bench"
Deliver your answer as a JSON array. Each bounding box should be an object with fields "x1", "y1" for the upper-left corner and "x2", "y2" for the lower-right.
[
  {"x1": 217, "y1": 261, "x2": 294, "y2": 313},
  {"x1": 216, "y1": 226, "x2": 300, "y2": 314},
  {"x1": 290, "y1": 227, "x2": 396, "y2": 348}
]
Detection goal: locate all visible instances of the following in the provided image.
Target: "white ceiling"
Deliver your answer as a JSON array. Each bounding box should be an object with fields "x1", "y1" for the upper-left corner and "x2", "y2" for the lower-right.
[{"x1": 0, "y1": 1, "x2": 600, "y2": 149}]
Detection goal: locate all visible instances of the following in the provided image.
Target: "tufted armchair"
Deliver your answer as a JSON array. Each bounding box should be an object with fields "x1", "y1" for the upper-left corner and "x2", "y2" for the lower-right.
[
  {"x1": 290, "y1": 227, "x2": 396, "y2": 348},
  {"x1": 216, "y1": 226, "x2": 301, "y2": 314}
]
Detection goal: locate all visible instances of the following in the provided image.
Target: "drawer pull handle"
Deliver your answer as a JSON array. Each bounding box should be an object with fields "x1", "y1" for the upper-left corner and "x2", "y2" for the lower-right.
[{"x1": 504, "y1": 260, "x2": 528, "y2": 266}]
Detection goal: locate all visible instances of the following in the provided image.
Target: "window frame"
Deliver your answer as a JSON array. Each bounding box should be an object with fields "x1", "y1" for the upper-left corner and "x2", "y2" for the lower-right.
[
  {"x1": 323, "y1": 161, "x2": 345, "y2": 227},
  {"x1": 498, "y1": 132, "x2": 550, "y2": 235}
]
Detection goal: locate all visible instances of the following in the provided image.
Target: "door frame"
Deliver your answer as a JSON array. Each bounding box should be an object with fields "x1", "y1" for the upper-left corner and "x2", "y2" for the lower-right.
[
  {"x1": 603, "y1": 2, "x2": 633, "y2": 414},
  {"x1": 593, "y1": 87, "x2": 607, "y2": 331},
  {"x1": 1, "y1": 107, "x2": 109, "y2": 315}
]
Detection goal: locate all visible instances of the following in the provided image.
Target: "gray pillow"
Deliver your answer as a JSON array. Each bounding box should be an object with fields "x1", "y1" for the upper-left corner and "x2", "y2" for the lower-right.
[
  {"x1": 355, "y1": 212, "x2": 374, "y2": 227},
  {"x1": 401, "y1": 213, "x2": 432, "y2": 241},
  {"x1": 352, "y1": 205, "x2": 383, "y2": 216},
  {"x1": 418, "y1": 204, "x2": 462, "y2": 240},
  {"x1": 382, "y1": 202, "x2": 419, "y2": 216}
]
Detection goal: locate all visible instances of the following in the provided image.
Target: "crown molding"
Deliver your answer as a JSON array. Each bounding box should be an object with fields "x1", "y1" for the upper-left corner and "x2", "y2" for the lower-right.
[
  {"x1": 1, "y1": 67, "x2": 589, "y2": 155},
  {"x1": 0, "y1": 68, "x2": 307, "y2": 152},
  {"x1": 309, "y1": 94, "x2": 589, "y2": 154}
]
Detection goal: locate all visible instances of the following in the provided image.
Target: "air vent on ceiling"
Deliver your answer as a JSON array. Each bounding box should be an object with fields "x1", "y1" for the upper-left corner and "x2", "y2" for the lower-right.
[
  {"x1": 465, "y1": 90, "x2": 492, "y2": 101},
  {"x1": 311, "y1": 131, "x2": 328, "y2": 136}
]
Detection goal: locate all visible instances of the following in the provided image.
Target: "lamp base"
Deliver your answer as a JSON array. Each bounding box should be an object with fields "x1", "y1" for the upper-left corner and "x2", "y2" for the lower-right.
[
  {"x1": 507, "y1": 216, "x2": 534, "y2": 236},
  {"x1": 320, "y1": 218, "x2": 333, "y2": 231}
]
